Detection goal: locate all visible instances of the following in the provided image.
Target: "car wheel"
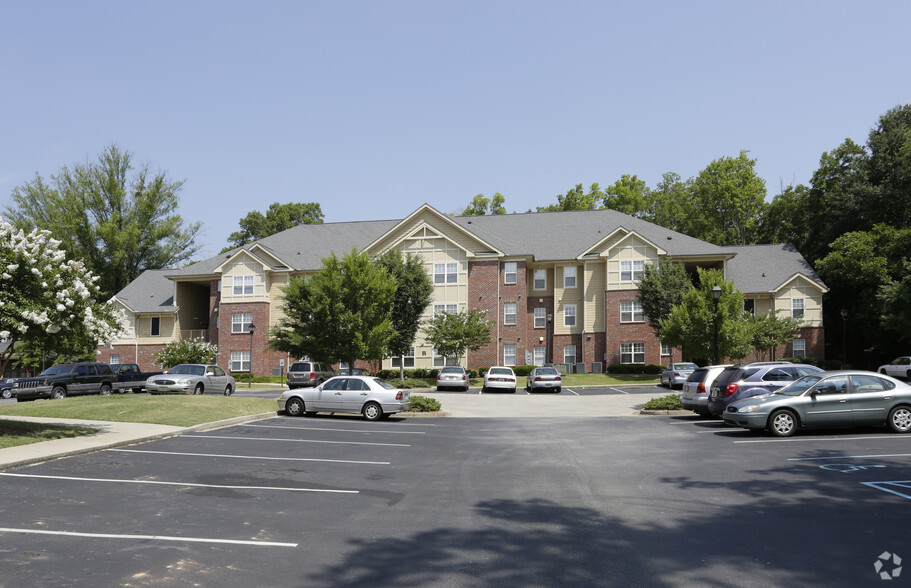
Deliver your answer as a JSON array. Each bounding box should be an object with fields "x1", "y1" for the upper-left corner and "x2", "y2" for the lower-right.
[
  {"x1": 769, "y1": 409, "x2": 798, "y2": 437},
  {"x1": 511, "y1": 387, "x2": 516, "y2": 393},
  {"x1": 286, "y1": 397, "x2": 305, "y2": 416},
  {"x1": 51, "y1": 386, "x2": 66, "y2": 399},
  {"x1": 224, "y1": 385, "x2": 233, "y2": 396},
  {"x1": 100, "y1": 384, "x2": 112, "y2": 396},
  {"x1": 132, "y1": 387, "x2": 142, "y2": 393},
  {"x1": 555, "y1": 387, "x2": 562, "y2": 393},
  {"x1": 193, "y1": 383, "x2": 204, "y2": 395},
  {"x1": 1, "y1": 388, "x2": 11, "y2": 399},
  {"x1": 880, "y1": 369, "x2": 887, "y2": 375},
  {"x1": 363, "y1": 401, "x2": 383, "y2": 421},
  {"x1": 907, "y1": 370, "x2": 911, "y2": 382},
  {"x1": 888, "y1": 406, "x2": 911, "y2": 433}
]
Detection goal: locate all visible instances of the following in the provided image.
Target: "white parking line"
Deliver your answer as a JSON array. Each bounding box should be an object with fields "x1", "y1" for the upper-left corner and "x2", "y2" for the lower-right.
[
  {"x1": 789, "y1": 453, "x2": 911, "y2": 462},
  {"x1": 607, "y1": 388, "x2": 628, "y2": 395},
  {"x1": 108, "y1": 448, "x2": 389, "y2": 465},
  {"x1": 188, "y1": 435, "x2": 410, "y2": 447},
  {"x1": 0, "y1": 473, "x2": 359, "y2": 494},
  {"x1": 565, "y1": 388, "x2": 580, "y2": 396},
  {"x1": 243, "y1": 423, "x2": 425, "y2": 435},
  {"x1": 862, "y1": 481, "x2": 911, "y2": 500},
  {"x1": 736, "y1": 436, "x2": 911, "y2": 444},
  {"x1": 0, "y1": 527, "x2": 298, "y2": 547}
]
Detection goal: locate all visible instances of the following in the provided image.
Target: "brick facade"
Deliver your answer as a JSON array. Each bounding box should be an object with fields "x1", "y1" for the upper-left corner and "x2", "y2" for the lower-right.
[{"x1": 217, "y1": 300, "x2": 287, "y2": 377}]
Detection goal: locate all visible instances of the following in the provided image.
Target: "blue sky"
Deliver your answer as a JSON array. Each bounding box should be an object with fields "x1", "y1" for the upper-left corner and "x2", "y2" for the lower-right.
[{"x1": 2, "y1": 1, "x2": 909, "y2": 259}]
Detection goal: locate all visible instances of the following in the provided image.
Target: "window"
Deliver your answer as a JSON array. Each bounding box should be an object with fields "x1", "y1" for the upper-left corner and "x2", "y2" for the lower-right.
[
  {"x1": 660, "y1": 345, "x2": 671, "y2": 357},
  {"x1": 504, "y1": 262, "x2": 517, "y2": 284},
  {"x1": 564, "y1": 266, "x2": 577, "y2": 288},
  {"x1": 230, "y1": 351, "x2": 250, "y2": 371},
  {"x1": 534, "y1": 346, "x2": 545, "y2": 366},
  {"x1": 620, "y1": 300, "x2": 644, "y2": 322},
  {"x1": 110, "y1": 354, "x2": 121, "y2": 365},
  {"x1": 150, "y1": 317, "x2": 160, "y2": 337},
  {"x1": 434, "y1": 263, "x2": 458, "y2": 284},
  {"x1": 744, "y1": 299, "x2": 755, "y2": 315},
  {"x1": 792, "y1": 298, "x2": 805, "y2": 318},
  {"x1": 504, "y1": 344, "x2": 517, "y2": 366},
  {"x1": 433, "y1": 349, "x2": 457, "y2": 367},
  {"x1": 391, "y1": 347, "x2": 415, "y2": 368},
  {"x1": 564, "y1": 305, "x2": 576, "y2": 327},
  {"x1": 620, "y1": 342, "x2": 645, "y2": 364},
  {"x1": 233, "y1": 275, "x2": 254, "y2": 295},
  {"x1": 504, "y1": 303, "x2": 517, "y2": 325},
  {"x1": 564, "y1": 344, "x2": 576, "y2": 365},
  {"x1": 534, "y1": 269, "x2": 547, "y2": 290},
  {"x1": 534, "y1": 307, "x2": 546, "y2": 328},
  {"x1": 620, "y1": 260, "x2": 645, "y2": 282},
  {"x1": 434, "y1": 304, "x2": 457, "y2": 316},
  {"x1": 792, "y1": 338, "x2": 806, "y2": 357},
  {"x1": 232, "y1": 312, "x2": 253, "y2": 333}
]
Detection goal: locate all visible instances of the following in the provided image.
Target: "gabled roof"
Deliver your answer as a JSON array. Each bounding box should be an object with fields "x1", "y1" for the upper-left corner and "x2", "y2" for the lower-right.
[
  {"x1": 112, "y1": 270, "x2": 177, "y2": 314},
  {"x1": 724, "y1": 244, "x2": 828, "y2": 294}
]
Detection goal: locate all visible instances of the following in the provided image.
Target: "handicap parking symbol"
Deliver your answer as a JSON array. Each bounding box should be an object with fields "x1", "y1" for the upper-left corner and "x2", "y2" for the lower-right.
[{"x1": 819, "y1": 464, "x2": 887, "y2": 473}]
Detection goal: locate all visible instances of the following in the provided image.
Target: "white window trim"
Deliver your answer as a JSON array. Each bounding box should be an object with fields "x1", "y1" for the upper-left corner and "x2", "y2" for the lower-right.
[
  {"x1": 232, "y1": 312, "x2": 253, "y2": 334},
  {"x1": 620, "y1": 260, "x2": 645, "y2": 283},
  {"x1": 233, "y1": 275, "x2": 254, "y2": 296},
  {"x1": 564, "y1": 344, "x2": 577, "y2": 365},
  {"x1": 230, "y1": 350, "x2": 250, "y2": 372},
  {"x1": 533, "y1": 269, "x2": 547, "y2": 290},
  {"x1": 564, "y1": 304, "x2": 577, "y2": 327},
  {"x1": 792, "y1": 298, "x2": 805, "y2": 318},
  {"x1": 534, "y1": 307, "x2": 546, "y2": 328},
  {"x1": 564, "y1": 266, "x2": 577, "y2": 288},
  {"x1": 620, "y1": 342, "x2": 645, "y2": 364},
  {"x1": 504, "y1": 303, "x2": 517, "y2": 325},
  {"x1": 793, "y1": 338, "x2": 807, "y2": 356},
  {"x1": 534, "y1": 346, "x2": 545, "y2": 366},
  {"x1": 503, "y1": 344, "x2": 517, "y2": 366},
  {"x1": 150, "y1": 316, "x2": 161, "y2": 337},
  {"x1": 620, "y1": 300, "x2": 644, "y2": 323},
  {"x1": 504, "y1": 262, "x2": 517, "y2": 285}
]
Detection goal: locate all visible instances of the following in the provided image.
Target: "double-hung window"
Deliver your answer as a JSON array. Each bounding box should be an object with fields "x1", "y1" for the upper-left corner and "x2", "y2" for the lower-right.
[
  {"x1": 620, "y1": 260, "x2": 645, "y2": 282},
  {"x1": 792, "y1": 298, "x2": 805, "y2": 318},
  {"x1": 504, "y1": 303, "x2": 517, "y2": 325},
  {"x1": 230, "y1": 351, "x2": 250, "y2": 371},
  {"x1": 620, "y1": 300, "x2": 644, "y2": 323},
  {"x1": 564, "y1": 305, "x2": 576, "y2": 327},
  {"x1": 434, "y1": 263, "x2": 458, "y2": 285},
  {"x1": 792, "y1": 339, "x2": 806, "y2": 357},
  {"x1": 503, "y1": 344, "x2": 517, "y2": 366},
  {"x1": 564, "y1": 344, "x2": 576, "y2": 365},
  {"x1": 434, "y1": 304, "x2": 457, "y2": 316},
  {"x1": 564, "y1": 266, "x2": 577, "y2": 288},
  {"x1": 620, "y1": 342, "x2": 645, "y2": 364},
  {"x1": 232, "y1": 312, "x2": 253, "y2": 333},
  {"x1": 534, "y1": 307, "x2": 546, "y2": 328},
  {"x1": 504, "y1": 262, "x2": 517, "y2": 284},
  {"x1": 392, "y1": 347, "x2": 415, "y2": 368},
  {"x1": 534, "y1": 346, "x2": 545, "y2": 366},
  {"x1": 533, "y1": 269, "x2": 546, "y2": 290},
  {"x1": 233, "y1": 275, "x2": 254, "y2": 295}
]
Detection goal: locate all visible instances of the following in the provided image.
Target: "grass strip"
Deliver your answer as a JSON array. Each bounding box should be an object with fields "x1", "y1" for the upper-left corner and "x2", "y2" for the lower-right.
[{"x1": 0, "y1": 419, "x2": 98, "y2": 449}]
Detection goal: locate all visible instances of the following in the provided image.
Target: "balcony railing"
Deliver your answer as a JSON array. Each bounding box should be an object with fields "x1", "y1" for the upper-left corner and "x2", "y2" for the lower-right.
[{"x1": 181, "y1": 330, "x2": 209, "y2": 341}]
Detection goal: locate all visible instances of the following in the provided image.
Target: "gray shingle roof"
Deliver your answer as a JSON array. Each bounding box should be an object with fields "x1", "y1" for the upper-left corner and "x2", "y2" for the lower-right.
[
  {"x1": 113, "y1": 269, "x2": 177, "y2": 313},
  {"x1": 724, "y1": 244, "x2": 827, "y2": 293}
]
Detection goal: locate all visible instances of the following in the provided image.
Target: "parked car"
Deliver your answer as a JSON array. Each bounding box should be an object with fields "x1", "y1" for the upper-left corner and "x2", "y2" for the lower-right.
[
  {"x1": 278, "y1": 375, "x2": 410, "y2": 421},
  {"x1": 1, "y1": 378, "x2": 19, "y2": 399},
  {"x1": 338, "y1": 368, "x2": 369, "y2": 376},
  {"x1": 287, "y1": 361, "x2": 335, "y2": 389},
  {"x1": 680, "y1": 365, "x2": 732, "y2": 416},
  {"x1": 525, "y1": 367, "x2": 562, "y2": 392},
  {"x1": 437, "y1": 366, "x2": 470, "y2": 391},
  {"x1": 723, "y1": 370, "x2": 911, "y2": 437},
  {"x1": 660, "y1": 362, "x2": 698, "y2": 389},
  {"x1": 878, "y1": 356, "x2": 911, "y2": 380},
  {"x1": 111, "y1": 363, "x2": 163, "y2": 393},
  {"x1": 145, "y1": 364, "x2": 235, "y2": 395},
  {"x1": 483, "y1": 367, "x2": 517, "y2": 393},
  {"x1": 14, "y1": 362, "x2": 116, "y2": 401},
  {"x1": 707, "y1": 362, "x2": 824, "y2": 417}
]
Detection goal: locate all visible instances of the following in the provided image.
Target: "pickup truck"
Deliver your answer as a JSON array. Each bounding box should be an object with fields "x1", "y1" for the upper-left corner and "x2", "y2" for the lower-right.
[
  {"x1": 112, "y1": 363, "x2": 164, "y2": 393},
  {"x1": 15, "y1": 362, "x2": 116, "y2": 401}
]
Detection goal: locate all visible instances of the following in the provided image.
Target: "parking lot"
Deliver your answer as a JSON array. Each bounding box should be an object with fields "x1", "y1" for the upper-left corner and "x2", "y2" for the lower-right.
[{"x1": 2, "y1": 393, "x2": 911, "y2": 586}]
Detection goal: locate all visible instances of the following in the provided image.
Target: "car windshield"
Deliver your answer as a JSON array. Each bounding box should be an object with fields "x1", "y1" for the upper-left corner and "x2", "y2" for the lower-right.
[
  {"x1": 373, "y1": 378, "x2": 397, "y2": 390},
  {"x1": 40, "y1": 365, "x2": 73, "y2": 376},
  {"x1": 168, "y1": 364, "x2": 205, "y2": 376},
  {"x1": 775, "y1": 374, "x2": 825, "y2": 396}
]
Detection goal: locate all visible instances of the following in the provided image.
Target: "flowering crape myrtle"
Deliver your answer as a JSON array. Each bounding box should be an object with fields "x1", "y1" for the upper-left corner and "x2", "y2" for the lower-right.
[{"x1": 0, "y1": 218, "x2": 127, "y2": 374}]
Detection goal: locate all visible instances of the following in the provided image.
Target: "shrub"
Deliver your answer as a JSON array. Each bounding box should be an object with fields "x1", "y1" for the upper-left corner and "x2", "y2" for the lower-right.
[
  {"x1": 408, "y1": 395, "x2": 441, "y2": 412},
  {"x1": 154, "y1": 338, "x2": 218, "y2": 368},
  {"x1": 607, "y1": 363, "x2": 663, "y2": 375},
  {"x1": 642, "y1": 394, "x2": 682, "y2": 410}
]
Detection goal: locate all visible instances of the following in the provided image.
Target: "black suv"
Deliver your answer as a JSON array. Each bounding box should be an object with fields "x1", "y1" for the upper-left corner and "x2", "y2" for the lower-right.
[
  {"x1": 707, "y1": 362, "x2": 823, "y2": 416},
  {"x1": 15, "y1": 362, "x2": 116, "y2": 401}
]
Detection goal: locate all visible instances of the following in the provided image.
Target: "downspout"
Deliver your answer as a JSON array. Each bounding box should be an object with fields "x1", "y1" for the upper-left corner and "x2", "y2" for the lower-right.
[{"x1": 497, "y1": 260, "x2": 501, "y2": 366}]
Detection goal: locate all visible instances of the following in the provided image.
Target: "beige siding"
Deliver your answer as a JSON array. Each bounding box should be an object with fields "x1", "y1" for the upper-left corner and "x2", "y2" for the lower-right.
[
  {"x1": 773, "y1": 277, "x2": 824, "y2": 326},
  {"x1": 220, "y1": 252, "x2": 269, "y2": 303},
  {"x1": 555, "y1": 264, "x2": 583, "y2": 335},
  {"x1": 605, "y1": 235, "x2": 659, "y2": 290},
  {"x1": 135, "y1": 315, "x2": 177, "y2": 343},
  {"x1": 370, "y1": 210, "x2": 492, "y2": 257},
  {"x1": 267, "y1": 272, "x2": 291, "y2": 327},
  {"x1": 584, "y1": 261, "x2": 606, "y2": 331}
]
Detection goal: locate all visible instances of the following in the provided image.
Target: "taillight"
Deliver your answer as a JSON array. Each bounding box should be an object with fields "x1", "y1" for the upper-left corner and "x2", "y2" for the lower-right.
[
  {"x1": 395, "y1": 391, "x2": 403, "y2": 400},
  {"x1": 534, "y1": 376, "x2": 543, "y2": 382},
  {"x1": 437, "y1": 374, "x2": 442, "y2": 381},
  {"x1": 697, "y1": 382, "x2": 705, "y2": 394},
  {"x1": 725, "y1": 383, "x2": 740, "y2": 397},
  {"x1": 310, "y1": 372, "x2": 315, "y2": 379}
]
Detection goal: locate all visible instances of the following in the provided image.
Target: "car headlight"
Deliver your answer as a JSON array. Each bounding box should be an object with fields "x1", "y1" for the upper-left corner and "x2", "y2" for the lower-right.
[{"x1": 738, "y1": 404, "x2": 762, "y2": 413}]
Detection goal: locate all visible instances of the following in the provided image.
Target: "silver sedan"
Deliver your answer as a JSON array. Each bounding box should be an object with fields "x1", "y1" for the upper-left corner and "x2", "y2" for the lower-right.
[
  {"x1": 278, "y1": 375, "x2": 410, "y2": 421},
  {"x1": 525, "y1": 367, "x2": 562, "y2": 392},
  {"x1": 145, "y1": 364, "x2": 236, "y2": 395}
]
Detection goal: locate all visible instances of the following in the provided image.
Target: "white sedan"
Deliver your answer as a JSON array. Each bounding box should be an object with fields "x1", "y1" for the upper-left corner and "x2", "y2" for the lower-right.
[
  {"x1": 483, "y1": 366, "x2": 517, "y2": 393},
  {"x1": 878, "y1": 356, "x2": 911, "y2": 381},
  {"x1": 278, "y1": 375, "x2": 410, "y2": 421}
]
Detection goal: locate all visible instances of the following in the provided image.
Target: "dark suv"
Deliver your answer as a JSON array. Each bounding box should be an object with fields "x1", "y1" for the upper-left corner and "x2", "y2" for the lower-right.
[
  {"x1": 15, "y1": 362, "x2": 116, "y2": 401},
  {"x1": 707, "y1": 362, "x2": 823, "y2": 417},
  {"x1": 287, "y1": 361, "x2": 335, "y2": 389}
]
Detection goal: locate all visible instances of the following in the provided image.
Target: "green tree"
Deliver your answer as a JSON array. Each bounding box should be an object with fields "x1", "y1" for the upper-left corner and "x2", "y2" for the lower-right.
[
  {"x1": 758, "y1": 183, "x2": 811, "y2": 247},
  {"x1": 271, "y1": 248, "x2": 396, "y2": 370},
  {"x1": 537, "y1": 183, "x2": 603, "y2": 212},
  {"x1": 376, "y1": 249, "x2": 434, "y2": 380},
  {"x1": 648, "y1": 172, "x2": 693, "y2": 233},
  {"x1": 878, "y1": 260, "x2": 911, "y2": 350},
  {"x1": 460, "y1": 193, "x2": 506, "y2": 216},
  {"x1": 688, "y1": 150, "x2": 767, "y2": 245},
  {"x1": 224, "y1": 201, "x2": 324, "y2": 251},
  {"x1": 422, "y1": 308, "x2": 493, "y2": 365},
  {"x1": 658, "y1": 269, "x2": 752, "y2": 363},
  {"x1": 748, "y1": 313, "x2": 804, "y2": 361},
  {"x1": 602, "y1": 175, "x2": 651, "y2": 218},
  {"x1": 154, "y1": 338, "x2": 218, "y2": 368},
  {"x1": 4, "y1": 145, "x2": 201, "y2": 299},
  {"x1": 0, "y1": 219, "x2": 126, "y2": 375},
  {"x1": 866, "y1": 104, "x2": 911, "y2": 229},
  {"x1": 635, "y1": 259, "x2": 692, "y2": 360}
]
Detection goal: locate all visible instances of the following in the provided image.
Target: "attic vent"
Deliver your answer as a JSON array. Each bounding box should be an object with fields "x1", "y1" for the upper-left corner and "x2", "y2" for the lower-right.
[{"x1": 667, "y1": 236, "x2": 672, "y2": 240}]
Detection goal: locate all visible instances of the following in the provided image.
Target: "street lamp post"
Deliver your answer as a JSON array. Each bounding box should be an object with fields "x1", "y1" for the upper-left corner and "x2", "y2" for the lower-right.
[
  {"x1": 248, "y1": 322, "x2": 256, "y2": 388},
  {"x1": 840, "y1": 309, "x2": 848, "y2": 368},
  {"x1": 711, "y1": 285, "x2": 722, "y2": 365},
  {"x1": 546, "y1": 313, "x2": 553, "y2": 365}
]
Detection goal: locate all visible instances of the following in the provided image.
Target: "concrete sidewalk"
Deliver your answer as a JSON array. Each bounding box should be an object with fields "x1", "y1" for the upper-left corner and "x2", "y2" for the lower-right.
[{"x1": 0, "y1": 390, "x2": 655, "y2": 470}]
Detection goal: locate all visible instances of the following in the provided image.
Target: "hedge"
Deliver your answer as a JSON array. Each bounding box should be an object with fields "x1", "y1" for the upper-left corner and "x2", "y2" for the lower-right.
[{"x1": 607, "y1": 363, "x2": 664, "y2": 375}]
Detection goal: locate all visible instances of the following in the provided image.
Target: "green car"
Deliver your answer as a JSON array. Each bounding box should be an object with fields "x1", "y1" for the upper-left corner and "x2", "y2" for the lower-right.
[{"x1": 723, "y1": 370, "x2": 911, "y2": 437}]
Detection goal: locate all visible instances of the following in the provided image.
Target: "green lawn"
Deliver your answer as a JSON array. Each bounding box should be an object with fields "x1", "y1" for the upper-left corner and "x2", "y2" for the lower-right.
[
  {"x1": 0, "y1": 395, "x2": 276, "y2": 427},
  {"x1": 0, "y1": 419, "x2": 99, "y2": 449}
]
